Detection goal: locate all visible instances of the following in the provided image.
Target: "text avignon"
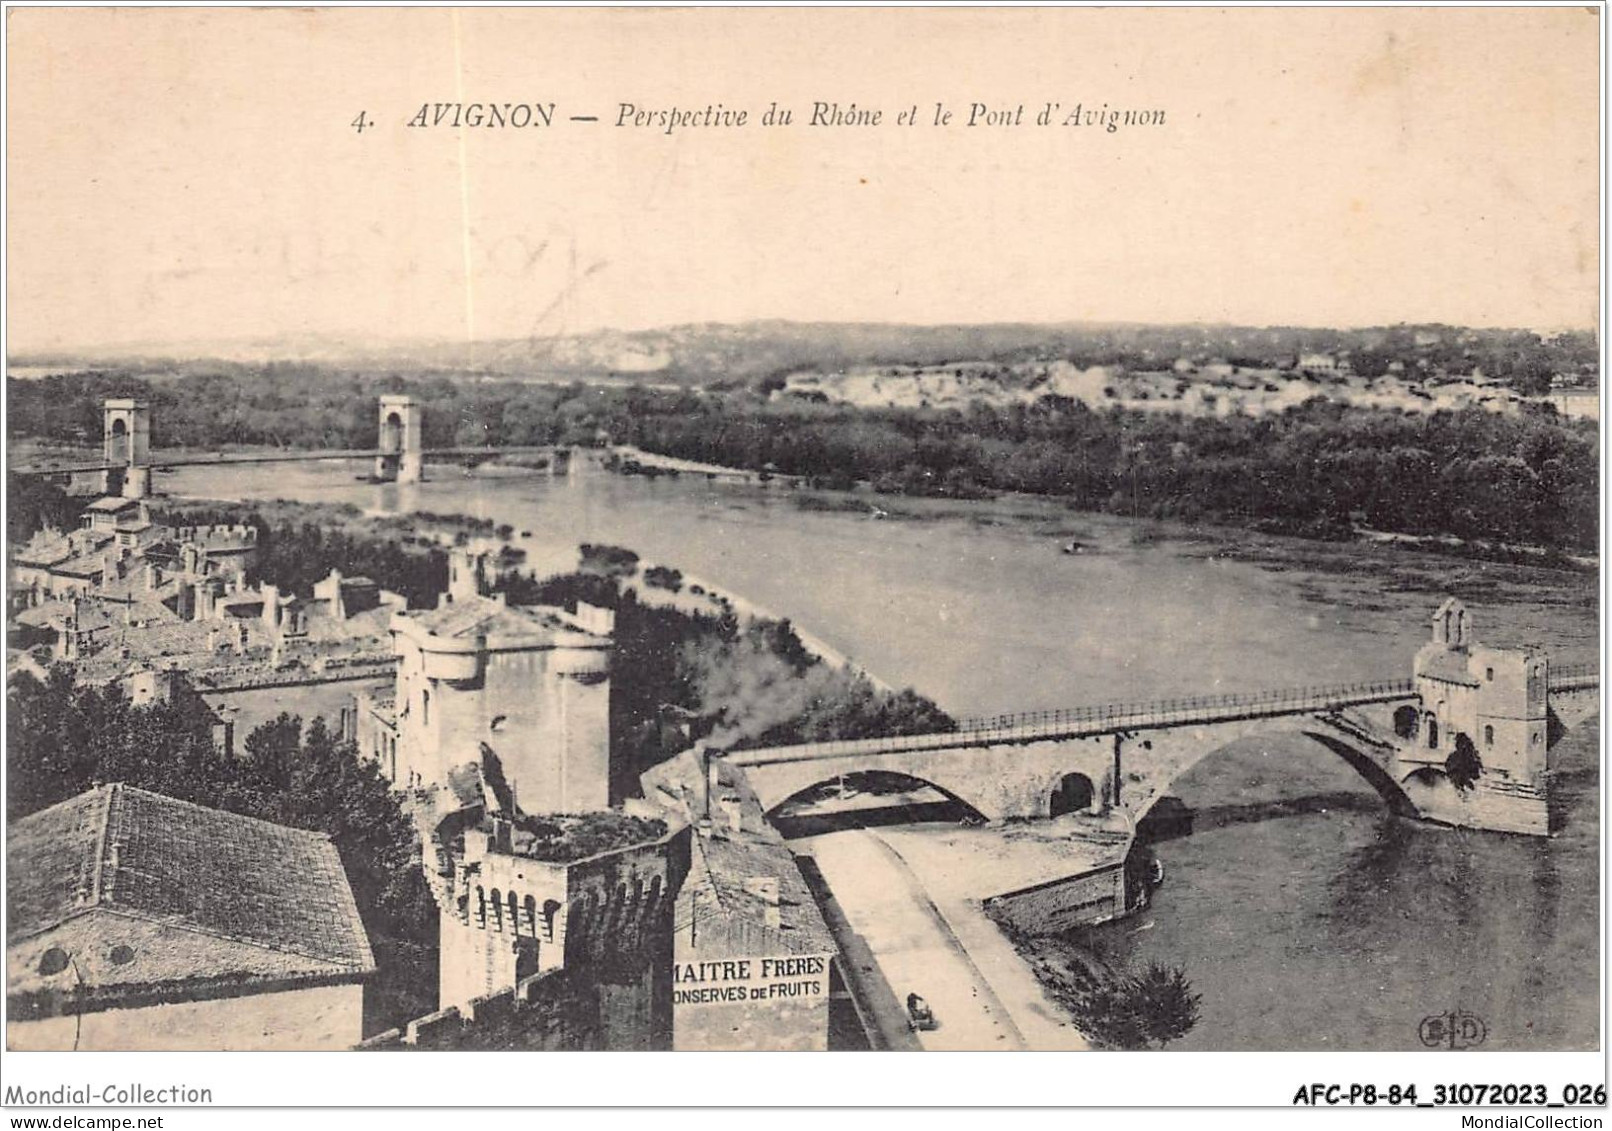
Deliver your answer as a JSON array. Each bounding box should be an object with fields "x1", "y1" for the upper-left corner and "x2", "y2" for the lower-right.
[{"x1": 406, "y1": 103, "x2": 556, "y2": 128}]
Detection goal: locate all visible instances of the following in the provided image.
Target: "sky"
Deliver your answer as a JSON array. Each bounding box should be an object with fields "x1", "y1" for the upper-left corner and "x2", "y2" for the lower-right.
[{"x1": 5, "y1": 7, "x2": 1601, "y2": 353}]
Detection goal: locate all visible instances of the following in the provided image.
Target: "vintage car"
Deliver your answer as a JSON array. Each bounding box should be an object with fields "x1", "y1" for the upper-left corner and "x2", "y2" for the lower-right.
[{"x1": 906, "y1": 993, "x2": 937, "y2": 1031}]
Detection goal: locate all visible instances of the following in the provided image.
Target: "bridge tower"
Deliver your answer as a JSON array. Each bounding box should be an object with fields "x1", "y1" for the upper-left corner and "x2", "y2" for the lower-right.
[
  {"x1": 1404, "y1": 597, "x2": 1551, "y2": 835},
  {"x1": 103, "y1": 399, "x2": 152, "y2": 499},
  {"x1": 375, "y1": 395, "x2": 424, "y2": 484}
]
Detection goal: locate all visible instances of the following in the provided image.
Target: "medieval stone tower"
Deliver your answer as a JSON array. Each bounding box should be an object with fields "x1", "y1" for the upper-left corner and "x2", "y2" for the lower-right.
[
  {"x1": 376, "y1": 394, "x2": 424, "y2": 484},
  {"x1": 381, "y1": 548, "x2": 686, "y2": 1030},
  {"x1": 103, "y1": 399, "x2": 152, "y2": 498},
  {"x1": 1402, "y1": 598, "x2": 1551, "y2": 834},
  {"x1": 387, "y1": 549, "x2": 617, "y2": 812}
]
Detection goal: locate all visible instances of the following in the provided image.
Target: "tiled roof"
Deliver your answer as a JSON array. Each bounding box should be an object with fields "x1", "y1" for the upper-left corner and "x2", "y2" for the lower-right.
[
  {"x1": 88, "y1": 593, "x2": 183, "y2": 629},
  {"x1": 7, "y1": 785, "x2": 373, "y2": 1002},
  {"x1": 14, "y1": 599, "x2": 118, "y2": 634},
  {"x1": 12, "y1": 529, "x2": 92, "y2": 568},
  {"x1": 645, "y1": 751, "x2": 833, "y2": 953},
  {"x1": 53, "y1": 551, "x2": 113, "y2": 578},
  {"x1": 85, "y1": 496, "x2": 142, "y2": 513},
  {"x1": 304, "y1": 604, "x2": 392, "y2": 645},
  {"x1": 405, "y1": 594, "x2": 576, "y2": 641}
]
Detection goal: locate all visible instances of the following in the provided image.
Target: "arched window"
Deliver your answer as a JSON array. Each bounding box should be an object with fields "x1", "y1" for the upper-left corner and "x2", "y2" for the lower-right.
[
  {"x1": 421, "y1": 689, "x2": 431, "y2": 727},
  {"x1": 490, "y1": 888, "x2": 503, "y2": 930},
  {"x1": 524, "y1": 895, "x2": 537, "y2": 935},
  {"x1": 1427, "y1": 718, "x2": 1439, "y2": 750},
  {"x1": 1050, "y1": 773, "x2": 1096, "y2": 817},
  {"x1": 1484, "y1": 725, "x2": 1494, "y2": 747},
  {"x1": 108, "y1": 418, "x2": 129, "y2": 464},
  {"x1": 542, "y1": 899, "x2": 562, "y2": 942},
  {"x1": 1393, "y1": 705, "x2": 1420, "y2": 740},
  {"x1": 507, "y1": 890, "x2": 520, "y2": 930},
  {"x1": 475, "y1": 886, "x2": 486, "y2": 926}
]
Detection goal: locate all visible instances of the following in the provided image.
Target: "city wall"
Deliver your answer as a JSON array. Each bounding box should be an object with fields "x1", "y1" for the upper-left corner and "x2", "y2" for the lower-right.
[{"x1": 9, "y1": 983, "x2": 364, "y2": 1052}]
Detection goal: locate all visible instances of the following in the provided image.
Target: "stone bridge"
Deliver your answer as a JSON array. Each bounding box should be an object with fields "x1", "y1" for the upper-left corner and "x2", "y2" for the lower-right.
[{"x1": 723, "y1": 601, "x2": 1599, "y2": 841}]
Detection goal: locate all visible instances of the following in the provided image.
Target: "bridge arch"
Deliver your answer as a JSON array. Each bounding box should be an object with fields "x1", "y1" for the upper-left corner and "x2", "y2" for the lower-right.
[
  {"x1": 107, "y1": 417, "x2": 130, "y2": 464},
  {"x1": 379, "y1": 410, "x2": 403, "y2": 454},
  {"x1": 1398, "y1": 765, "x2": 1460, "y2": 813},
  {"x1": 1125, "y1": 723, "x2": 1419, "y2": 833},
  {"x1": 764, "y1": 769, "x2": 991, "y2": 831},
  {"x1": 1049, "y1": 772, "x2": 1098, "y2": 817},
  {"x1": 728, "y1": 732, "x2": 1116, "y2": 822}
]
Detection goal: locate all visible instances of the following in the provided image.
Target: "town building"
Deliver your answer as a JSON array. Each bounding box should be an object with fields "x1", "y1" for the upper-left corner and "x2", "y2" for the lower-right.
[
  {"x1": 642, "y1": 749, "x2": 838, "y2": 1051},
  {"x1": 11, "y1": 498, "x2": 258, "y2": 607},
  {"x1": 11, "y1": 512, "x2": 402, "y2": 738},
  {"x1": 1538, "y1": 388, "x2": 1601, "y2": 421},
  {"x1": 7, "y1": 784, "x2": 374, "y2": 1051}
]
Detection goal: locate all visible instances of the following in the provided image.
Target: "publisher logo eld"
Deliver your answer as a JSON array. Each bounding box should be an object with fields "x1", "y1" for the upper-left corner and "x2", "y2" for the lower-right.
[{"x1": 1420, "y1": 1010, "x2": 1488, "y2": 1050}]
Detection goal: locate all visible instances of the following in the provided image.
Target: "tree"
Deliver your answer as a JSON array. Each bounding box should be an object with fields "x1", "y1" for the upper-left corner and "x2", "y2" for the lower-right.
[
  {"x1": 8, "y1": 475, "x2": 83, "y2": 543},
  {"x1": 6, "y1": 677, "x2": 438, "y2": 1032},
  {"x1": 1064, "y1": 961, "x2": 1201, "y2": 1049},
  {"x1": 1446, "y1": 732, "x2": 1483, "y2": 791}
]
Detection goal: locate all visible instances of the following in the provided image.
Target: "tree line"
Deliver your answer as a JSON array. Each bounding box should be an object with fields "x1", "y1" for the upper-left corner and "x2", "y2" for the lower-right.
[
  {"x1": 613, "y1": 394, "x2": 1599, "y2": 551},
  {"x1": 10, "y1": 360, "x2": 1595, "y2": 551}
]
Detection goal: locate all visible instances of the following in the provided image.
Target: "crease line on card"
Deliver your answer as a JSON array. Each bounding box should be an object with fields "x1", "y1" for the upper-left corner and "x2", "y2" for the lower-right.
[{"x1": 452, "y1": 8, "x2": 477, "y2": 357}]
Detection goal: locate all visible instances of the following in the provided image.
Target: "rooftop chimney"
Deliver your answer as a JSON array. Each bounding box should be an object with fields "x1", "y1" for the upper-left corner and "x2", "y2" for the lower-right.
[
  {"x1": 690, "y1": 743, "x2": 713, "y2": 825},
  {"x1": 574, "y1": 602, "x2": 616, "y2": 637},
  {"x1": 448, "y1": 548, "x2": 490, "y2": 604},
  {"x1": 193, "y1": 579, "x2": 215, "y2": 623},
  {"x1": 489, "y1": 816, "x2": 513, "y2": 855}
]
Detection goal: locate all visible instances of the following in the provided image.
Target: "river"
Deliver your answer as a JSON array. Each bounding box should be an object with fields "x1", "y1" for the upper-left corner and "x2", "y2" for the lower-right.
[{"x1": 163, "y1": 454, "x2": 1600, "y2": 1051}]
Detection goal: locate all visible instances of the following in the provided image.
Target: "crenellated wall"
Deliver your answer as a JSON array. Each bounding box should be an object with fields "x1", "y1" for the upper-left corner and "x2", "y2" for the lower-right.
[
  {"x1": 435, "y1": 823, "x2": 690, "y2": 1014},
  {"x1": 358, "y1": 965, "x2": 660, "y2": 1051}
]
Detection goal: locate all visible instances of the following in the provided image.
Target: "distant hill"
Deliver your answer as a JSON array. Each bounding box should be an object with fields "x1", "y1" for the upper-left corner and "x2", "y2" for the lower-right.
[{"x1": 8, "y1": 320, "x2": 1597, "y2": 392}]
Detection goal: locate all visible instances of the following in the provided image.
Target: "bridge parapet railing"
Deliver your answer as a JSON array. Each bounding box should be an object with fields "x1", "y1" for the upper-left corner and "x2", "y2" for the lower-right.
[
  {"x1": 725, "y1": 677, "x2": 1420, "y2": 764},
  {"x1": 1548, "y1": 661, "x2": 1599, "y2": 689},
  {"x1": 946, "y1": 679, "x2": 1420, "y2": 742}
]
